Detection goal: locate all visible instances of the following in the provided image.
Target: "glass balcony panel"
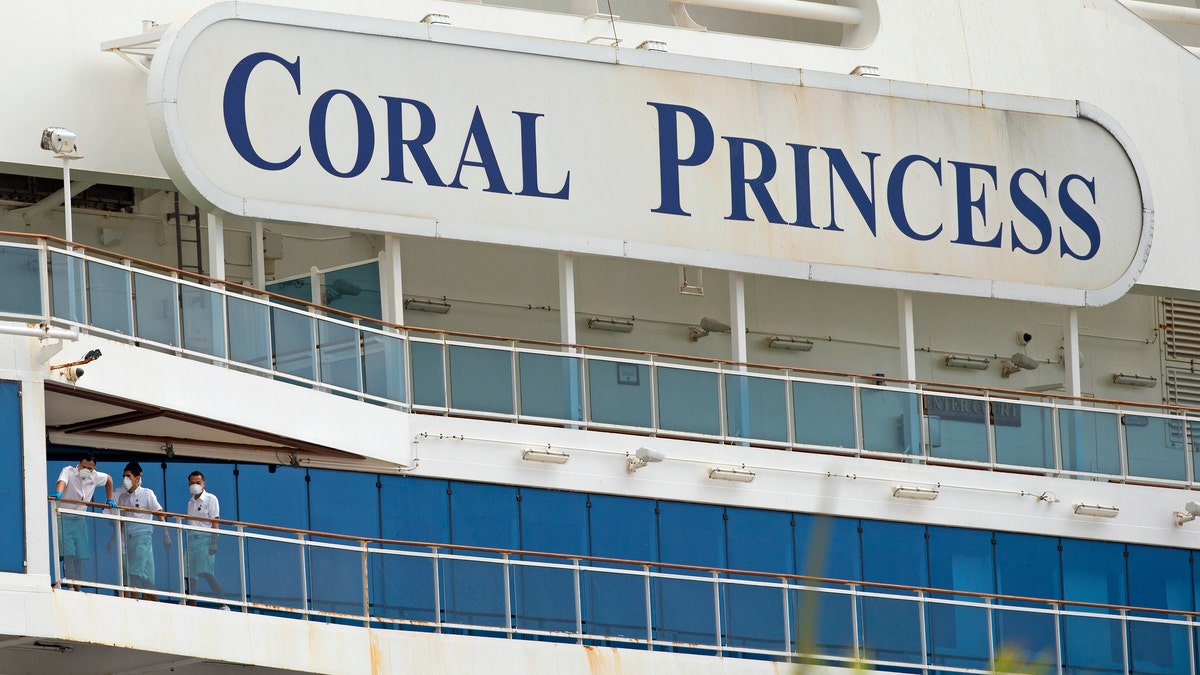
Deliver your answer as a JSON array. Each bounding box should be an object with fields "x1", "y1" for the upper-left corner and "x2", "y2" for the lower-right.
[
  {"x1": 725, "y1": 375, "x2": 787, "y2": 443},
  {"x1": 790, "y1": 587, "x2": 856, "y2": 659},
  {"x1": 1128, "y1": 620, "x2": 1190, "y2": 675},
  {"x1": 994, "y1": 402, "x2": 1055, "y2": 470},
  {"x1": 860, "y1": 595, "x2": 923, "y2": 664},
  {"x1": 133, "y1": 272, "x2": 179, "y2": 347},
  {"x1": 245, "y1": 533, "x2": 306, "y2": 612},
  {"x1": 227, "y1": 297, "x2": 271, "y2": 369},
  {"x1": 184, "y1": 529, "x2": 240, "y2": 607},
  {"x1": 927, "y1": 599, "x2": 991, "y2": 670},
  {"x1": 992, "y1": 605, "x2": 1059, "y2": 670},
  {"x1": 723, "y1": 580, "x2": 787, "y2": 653},
  {"x1": 179, "y1": 285, "x2": 226, "y2": 359},
  {"x1": 369, "y1": 548, "x2": 437, "y2": 625},
  {"x1": 271, "y1": 306, "x2": 315, "y2": 383},
  {"x1": 448, "y1": 345, "x2": 514, "y2": 415},
  {"x1": 860, "y1": 387, "x2": 920, "y2": 455},
  {"x1": 657, "y1": 367, "x2": 720, "y2": 436},
  {"x1": 581, "y1": 566, "x2": 649, "y2": 642},
  {"x1": 308, "y1": 544, "x2": 365, "y2": 617},
  {"x1": 652, "y1": 573, "x2": 718, "y2": 648},
  {"x1": 116, "y1": 519, "x2": 177, "y2": 596},
  {"x1": 1059, "y1": 408, "x2": 1120, "y2": 475},
  {"x1": 0, "y1": 245, "x2": 42, "y2": 316},
  {"x1": 362, "y1": 332, "x2": 406, "y2": 404},
  {"x1": 50, "y1": 251, "x2": 85, "y2": 323},
  {"x1": 588, "y1": 360, "x2": 652, "y2": 429},
  {"x1": 1062, "y1": 614, "x2": 1124, "y2": 675},
  {"x1": 513, "y1": 561, "x2": 578, "y2": 635},
  {"x1": 87, "y1": 261, "x2": 132, "y2": 335},
  {"x1": 324, "y1": 261, "x2": 381, "y2": 320},
  {"x1": 792, "y1": 380, "x2": 856, "y2": 449},
  {"x1": 410, "y1": 340, "x2": 446, "y2": 408},
  {"x1": 924, "y1": 394, "x2": 989, "y2": 463},
  {"x1": 518, "y1": 352, "x2": 583, "y2": 421},
  {"x1": 317, "y1": 318, "x2": 362, "y2": 394},
  {"x1": 266, "y1": 277, "x2": 313, "y2": 308},
  {"x1": 442, "y1": 556, "x2": 508, "y2": 630},
  {"x1": 1124, "y1": 414, "x2": 1186, "y2": 481},
  {"x1": 58, "y1": 509, "x2": 122, "y2": 590}
]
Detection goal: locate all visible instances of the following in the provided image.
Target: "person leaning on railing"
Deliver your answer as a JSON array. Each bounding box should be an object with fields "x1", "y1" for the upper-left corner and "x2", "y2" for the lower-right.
[
  {"x1": 106, "y1": 461, "x2": 170, "y2": 601},
  {"x1": 50, "y1": 451, "x2": 117, "y2": 588}
]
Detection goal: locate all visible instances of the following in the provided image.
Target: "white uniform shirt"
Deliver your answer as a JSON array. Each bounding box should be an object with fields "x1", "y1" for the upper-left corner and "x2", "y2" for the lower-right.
[
  {"x1": 56, "y1": 465, "x2": 111, "y2": 511},
  {"x1": 116, "y1": 485, "x2": 163, "y2": 535},
  {"x1": 186, "y1": 491, "x2": 219, "y2": 528}
]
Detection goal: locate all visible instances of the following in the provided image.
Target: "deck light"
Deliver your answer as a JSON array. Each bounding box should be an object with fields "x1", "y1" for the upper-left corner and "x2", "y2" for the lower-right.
[
  {"x1": 944, "y1": 355, "x2": 990, "y2": 370},
  {"x1": 404, "y1": 298, "x2": 451, "y2": 314},
  {"x1": 1112, "y1": 373, "x2": 1157, "y2": 388},
  {"x1": 587, "y1": 317, "x2": 634, "y2": 333},
  {"x1": 892, "y1": 485, "x2": 939, "y2": 500},
  {"x1": 522, "y1": 448, "x2": 569, "y2": 464},
  {"x1": 708, "y1": 466, "x2": 755, "y2": 483},
  {"x1": 767, "y1": 337, "x2": 814, "y2": 352},
  {"x1": 1073, "y1": 503, "x2": 1119, "y2": 518}
]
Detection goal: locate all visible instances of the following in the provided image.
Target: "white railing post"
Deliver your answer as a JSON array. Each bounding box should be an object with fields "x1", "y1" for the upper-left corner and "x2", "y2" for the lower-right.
[
  {"x1": 432, "y1": 546, "x2": 442, "y2": 633},
  {"x1": 298, "y1": 532, "x2": 309, "y2": 619},
  {"x1": 237, "y1": 524, "x2": 248, "y2": 611},
  {"x1": 361, "y1": 540, "x2": 370, "y2": 627},
  {"x1": 644, "y1": 565, "x2": 654, "y2": 650},
  {"x1": 49, "y1": 500, "x2": 60, "y2": 586},
  {"x1": 574, "y1": 559, "x2": 583, "y2": 643},
  {"x1": 503, "y1": 552, "x2": 513, "y2": 636}
]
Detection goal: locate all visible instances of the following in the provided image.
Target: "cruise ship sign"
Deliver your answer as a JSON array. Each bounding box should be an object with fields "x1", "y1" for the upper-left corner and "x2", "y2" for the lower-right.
[{"x1": 147, "y1": 3, "x2": 1152, "y2": 306}]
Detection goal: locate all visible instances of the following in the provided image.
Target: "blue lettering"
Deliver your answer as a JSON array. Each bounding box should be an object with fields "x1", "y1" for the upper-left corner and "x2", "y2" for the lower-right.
[
  {"x1": 1059, "y1": 174, "x2": 1101, "y2": 261},
  {"x1": 223, "y1": 52, "x2": 301, "y2": 171},
  {"x1": 825, "y1": 149, "x2": 880, "y2": 234},
  {"x1": 886, "y1": 154, "x2": 943, "y2": 241},
  {"x1": 949, "y1": 161, "x2": 1002, "y2": 248},
  {"x1": 724, "y1": 137, "x2": 785, "y2": 224},
  {"x1": 379, "y1": 97, "x2": 446, "y2": 187},
  {"x1": 648, "y1": 102, "x2": 715, "y2": 217},
  {"x1": 449, "y1": 107, "x2": 511, "y2": 194},
  {"x1": 785, "y1": 144, "x2": 819, "y2": 229},
  {"x1": 514, "y1": 111, "x2": 569, "y2": 200},
  {"x1": 1009, "y1": 168, "x2": 1051, "y2": 255},
  {"x1": 309, "y1": 90, "x2": 374, "y2": 178}
]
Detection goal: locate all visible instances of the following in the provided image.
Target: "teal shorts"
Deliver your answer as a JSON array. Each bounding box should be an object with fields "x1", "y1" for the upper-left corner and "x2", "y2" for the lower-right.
[
  {"x1": 124, "y1": 531, "x2": 154, "y2": 586},
  {"x1": 186, "y1": 531, "x2": 216, "y2": 577},
  {"x1": 59, "y1": 513, "x2": 89, "y2": 560}
]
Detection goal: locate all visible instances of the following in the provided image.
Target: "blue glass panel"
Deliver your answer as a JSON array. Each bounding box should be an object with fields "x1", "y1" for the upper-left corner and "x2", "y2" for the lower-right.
[
  {"x1": 227, "y1": 297, "x2": 271, "y2": 369},
  {"x1": 87, "y1": 261, "x2": 132, "y2": 335},
  {"x1": 725, "y1": 374, "x2": 787, "y2": 443},
  {"x1": 446, "y1": 482, "x2": 518, "y2": 630},
  {"x1": 792, "y1": 380, "x2": 856, "y2": 449},
  {"x1": 725, "y1": 508, "x2": 792, "y2": 652},
  {"x1": 656, "y1": 501, "x2": 724, "y2": 646},
  {"x1": 272, "y1": 306, "x2": 315, "y2": 383},
  {"x1": 586, "y1": 494, "x2": 657, "y2": 641},
  {"x1": 860, "y1": 387, "x2": 920, "y2": 455},
  {"x1": 860, "y1": 521, "x2": 926, "y2": 663},
  {"x1": 307, "y1": 470, "x2": 378, "y2": 617},
  {"x1": 515, "y1": 488, "x2": 588, "y2": 635},
  {"x1": 448, "y1": 345, "x2": 513, "y2": 415},
  {"x1": 324, "y1": 262, "x2": 381, "y2": 320},
  {"x1": 792, "y1": 514, "x2": 861, "y2": 657},
  {"x1": 927, "y1": 526, "x2": 993, "y2": 670},
  {"x1": 164, "y1": 462, "x2": 237, "y2": 606},
  {"x1": 1059, "y1": 408, "x2": 1120, "y2": 475},
  {"x1": 362, "y1": 332, "x2": 406, "y2": 404},
  {"x1": 410, "y1": 340, "x2": 446, "y2": 408},
  {"x1": 1125, "y1": 415, "x2": 1186, "y2": 481},
  {"x1": 267, "y1": 278, "x2": 314, "y2": 307},
  {"x1": 180, "y1": 284, "x2": 225, "y2": 359},
  {"x1": 924, "y1": 394, "x2": 989, "y2": 463},
  {"x1": 518, "y1": 352, "x2": 582, "y2": 421},
  {"x1": 995, "y1": 402, "x2": 1055, "y2": 470},
  {"x1": 0, "y1": 245, "x2": 42, "y2": 316},
  {"x1": 48, "y1": 457, "x2": 126, "y2": 591},
  {"x1": 0, "y1": 382, "x2": 23, "y2": 573},
  {"x1": 1127, "y1": 544, "x2": 1191, "y2": 675},
  {"x1": 236, "y1": 464, "x2": 308, "y2": 610},
  {"x1": 1061, "y1": 539, "x2": 1125, "y2": 675},
  {"x1": 133, "y1": 272, "x2": 179, "y2": 347},
  {"x1": 588, "y1": 360, "x2": 652, "y2": 429},
  {"x1": 50, "y1": 252, "x2": 84, "y2": 323},
  {"x1": 376, "y1": 477, "x2": 448, "y2": 624},
  {"x1": 656, "y1": 367, "x2": 720, "y2": 436},
  {"x1": 317, "y1": 319, "x2": 362, "y2": 393}
]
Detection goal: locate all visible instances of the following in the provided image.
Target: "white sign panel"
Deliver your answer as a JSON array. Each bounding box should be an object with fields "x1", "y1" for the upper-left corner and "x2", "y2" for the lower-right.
[{"x1": 147, "y1": 3, "x2": 1152, "y2": 306}]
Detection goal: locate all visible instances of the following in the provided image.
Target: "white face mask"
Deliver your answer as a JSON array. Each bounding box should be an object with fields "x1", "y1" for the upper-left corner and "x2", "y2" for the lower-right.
[
  {"x1": 77, "y1": 468, "x2": 93, "y2": 480},
  {"x1": 122, "y1": 477, "x2": 133, "y2": 491},
  {"x1": 189, "y1": 483, "x2": 204, "y2": 496}
]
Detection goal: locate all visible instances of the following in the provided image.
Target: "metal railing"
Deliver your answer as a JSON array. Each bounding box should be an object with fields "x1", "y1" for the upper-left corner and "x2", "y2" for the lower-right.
[
  {"x1": 49, "y1": 499, "x2": 1200, "y2": 673},
  {"x1": 3, "y1": 233, "x2": 1199, "y2": 487}
]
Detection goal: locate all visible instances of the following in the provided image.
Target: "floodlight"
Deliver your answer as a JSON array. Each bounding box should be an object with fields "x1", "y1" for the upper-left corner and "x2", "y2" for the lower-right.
[
  {"x1": 944, "y1": 355, "x2": 989, "y2": 370},
  {"x1": 708, "y1": 467, "x2": 755, "y2": 483},
  {"x1": 404, "y1": 298, "x2": 451, "y2": 314},
  {"x1": 768, "y1": 337, "x2": 814, "y2": 352},
  {"x1": 1112, "y1": 373, "x2": 1157, "y2": 388},
  {"x1": 522, "y1": 448, "x2": 569, "y2": 464},
  {"x1": 1073, "y1": 503, "x2": 1119, "y2": 518},
  {"x1": 892, "y1": 485, "x2": 939, "y2": 500},
  {"x1": 588, "y1": 317, "x2": 634, "y2": 333}
]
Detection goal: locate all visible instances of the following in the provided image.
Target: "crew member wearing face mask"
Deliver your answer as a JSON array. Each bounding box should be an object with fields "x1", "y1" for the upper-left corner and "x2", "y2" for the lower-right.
[
  {"x1": 107, "y1": 461, "x2": 170, "y2": 600},
  {"x1": 50, "y1": 452, "x2": 117, "y2": 586},
  {"x1": 184, "y1": 471, "x2": 227, "y2": 609}
]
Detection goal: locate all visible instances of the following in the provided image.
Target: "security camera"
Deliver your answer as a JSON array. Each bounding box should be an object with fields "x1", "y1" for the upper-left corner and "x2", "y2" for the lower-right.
[
  {"x1": 64, "y1": 366, "x2": 84, "y2": 383},
  {"x1": 1009, "y1": 352, "x2": 1040, "y2": 370},
  {"x1": 1187, "y1": 502, "x2": 1200, "y2": 517},
  {"x1": 628, "y1": 446, "x2": 665, "y2": 472},
  {"x1": 40, "y1": 127, "x2": 77, "y2": 155},
  {"x1": 1176, "y1": 501, "x2": 1200, "y2": 525},
  {"x1": 1017, "y1": 332, "x2": 1033, "y2": 346},
  {"x1": 699, "y1": 317, "x2": 731, "y2": 334}
]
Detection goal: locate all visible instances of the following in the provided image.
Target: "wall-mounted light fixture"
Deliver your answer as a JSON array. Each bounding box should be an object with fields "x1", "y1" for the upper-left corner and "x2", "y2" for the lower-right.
[
  {"x1": 404, "y1": 298, "x2": 451, "y2": 314},
  {"x1": 892, "y1": 485, "x2": 939, "y2": 500},
  {"x1": 587, "y1": 317, "x2": 634, "y2": 333},
  {"x1": 1175, "y1": 501, "x2": 1200, "y2": 526},
  {"x1": 689, "y1": 317, "x2": 731, "y2": 342},
  {"x1": 944, "y1": 355, "x2": 990, "y2": 370},
  {"x1": 708, "y1": 466, "x2": 755, "y2": 483},
  {"x1": 627, "y1": 446, "x2": 664, "y2": 473},
  {"x1": 1073, "y1": 503, "x2": 1119, "y2": 518},
  {"x1": 767, "y1": 337, "x2": 814, "y2": 352},
  {"x1": 522, "y1": 448, "x2": 569, "y2": 464},
  {"x1": 1112, "y1": 373, "x2": 1157, "y2": 388}
]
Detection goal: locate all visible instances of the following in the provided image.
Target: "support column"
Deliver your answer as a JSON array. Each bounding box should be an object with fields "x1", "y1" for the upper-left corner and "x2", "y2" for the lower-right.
[
  {"x1": 729, "y1": 272, "x2": 747, "y2": 364},
  {"x1": 558, "y1": 253, "x2": 577, "y2": 348},
  {"x1": 1064, "y1": 308, "x2": 1081, "y2": 398},
  {"x1": 897, "y1": 291, "x2": 916, "y2": 382},
  {"x1": 382, "y1": 235, "x2": 405, "y2": 325},
  {"x1": 251, "y1": 221, "x2": 266, "y2": 290},
  {"x1": 205, "y1": 213, "x2": 226, "y2": 281}
]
